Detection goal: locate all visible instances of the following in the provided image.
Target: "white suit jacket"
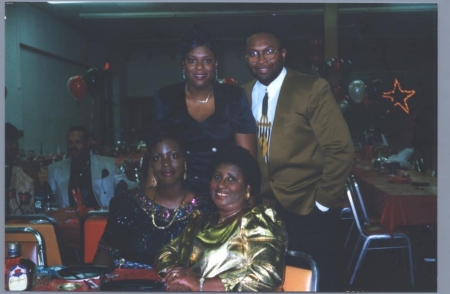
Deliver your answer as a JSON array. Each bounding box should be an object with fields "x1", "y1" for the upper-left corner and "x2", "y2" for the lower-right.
[{"x1": 47, "y1": 154, "x2": 139, "y2": 208}]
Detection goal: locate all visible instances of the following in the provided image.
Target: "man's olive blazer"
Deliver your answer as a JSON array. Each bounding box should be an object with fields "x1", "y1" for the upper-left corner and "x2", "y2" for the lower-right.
[{"x1": 242, "y1": 68, "x2": 355, "y2": 215}]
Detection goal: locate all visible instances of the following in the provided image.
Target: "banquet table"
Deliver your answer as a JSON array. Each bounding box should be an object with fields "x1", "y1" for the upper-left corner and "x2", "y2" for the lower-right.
[
  {"x1": 351, "y1": 162, "x2": 437, "y2": 233},
  {"x1": 32, "y1": 268, "x2": 162, "y2": 291}
]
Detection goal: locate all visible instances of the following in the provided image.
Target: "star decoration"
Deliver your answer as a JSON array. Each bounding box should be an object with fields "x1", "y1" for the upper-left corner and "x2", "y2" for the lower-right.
[{"x1": 381, "y1": 79, "x2": 416, "y2": 114}]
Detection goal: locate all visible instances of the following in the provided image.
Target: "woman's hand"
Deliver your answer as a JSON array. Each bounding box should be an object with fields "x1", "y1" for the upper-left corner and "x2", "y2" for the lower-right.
[{"x1": 164, "y1": 266, "x2": 200, "y2": 292}]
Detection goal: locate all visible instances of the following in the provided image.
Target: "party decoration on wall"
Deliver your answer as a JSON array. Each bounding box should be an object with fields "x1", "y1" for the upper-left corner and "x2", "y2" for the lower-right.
[
  {"x1": 221, "y1": 77, "x2": 239, "y2": 86},
  {"x1": 347, "y1": 80, "x2": 366, "y2": 103},
  {"x1": 67, "y1": 75, "x2": 87, "y2": 101},
  {"x1": 381, "y1": 79, "x2": 416, "y2": 114},
  {"x1": 84, "y1": 68, "x2": 105, "y2": 97}
]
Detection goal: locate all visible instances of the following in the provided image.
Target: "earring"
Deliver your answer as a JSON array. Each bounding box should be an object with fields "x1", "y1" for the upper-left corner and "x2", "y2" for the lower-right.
[
  {"x1": 245, "y1": 188, "x2": 251, "y2": 201},
  {"x1": 148, "y1": 169, "x2": 158, "y2": 187},
  {"x1": 184, "y1": 162, "x2": 187, "y2": 180},
  {"x1": 215, "y1": 68, "x2": 218, "y2": 80},
  {"x1": 182, "y1": 69, "x2": 186, "y2": 80}
]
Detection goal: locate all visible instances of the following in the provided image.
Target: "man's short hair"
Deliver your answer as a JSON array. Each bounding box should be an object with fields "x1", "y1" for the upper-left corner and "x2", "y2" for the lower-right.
[{"x1": 67, "y1": 125, "x2": 89, "y2": 141}]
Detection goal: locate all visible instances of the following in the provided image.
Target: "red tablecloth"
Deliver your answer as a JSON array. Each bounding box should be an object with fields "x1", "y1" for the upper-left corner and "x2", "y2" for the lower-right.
[
  {"x1": 351, "y1": 162, "x2": 437, "y2": 233},
  {"x1": 33, "y1": 268, "x2": 161, "y2": 291}
]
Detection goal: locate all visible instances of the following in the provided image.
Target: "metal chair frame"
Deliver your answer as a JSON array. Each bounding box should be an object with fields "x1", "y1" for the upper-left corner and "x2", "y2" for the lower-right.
[
  {"x1": 285, "y1": 249, "x2": 319, "y2": 292},
  {"x1": 6, "y1": 226, "x2": 46, "y2": 266},
  {"x1": 6, "y1": 214, "x2": 67, "y2": 265},
  {"x1": 345, "y1": 183, "x2": 415, "y2": 286}
]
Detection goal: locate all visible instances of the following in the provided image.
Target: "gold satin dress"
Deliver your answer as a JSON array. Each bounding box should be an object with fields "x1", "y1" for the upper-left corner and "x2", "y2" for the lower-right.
[{"x1": 156, "y1": 205, "x2": 288, "y2": 291}]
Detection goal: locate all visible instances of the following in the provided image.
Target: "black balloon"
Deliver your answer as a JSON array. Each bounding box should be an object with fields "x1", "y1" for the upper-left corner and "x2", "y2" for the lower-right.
[
  {"x1": 318, "y1": 57, "x2": 334, "y2": 80},
  {"x1": 340, "y1": 59, "x2": 353, "y2": 81},
  {"x1": 84, "y1": 68, "x2": 104, "y2": 96},
  {"x1": 366, "y1": 79, "x2": 384, "y2": 101}
]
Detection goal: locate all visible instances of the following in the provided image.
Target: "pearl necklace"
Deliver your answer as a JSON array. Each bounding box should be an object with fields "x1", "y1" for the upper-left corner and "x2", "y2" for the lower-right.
[
  {"x1": 185, "y1": 84, "x2": 213, "y2": 104},
  {"x1": 151, "y1": 189, "x2": 187, "y2": 230}
]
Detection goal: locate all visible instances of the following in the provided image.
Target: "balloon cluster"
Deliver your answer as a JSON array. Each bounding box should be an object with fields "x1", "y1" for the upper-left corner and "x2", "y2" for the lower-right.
[{"x1": 67, "y1": 67, "x2": 106, "y2": 101}]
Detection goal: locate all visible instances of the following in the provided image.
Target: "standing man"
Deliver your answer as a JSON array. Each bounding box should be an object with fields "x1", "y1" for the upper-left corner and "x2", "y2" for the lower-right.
[
  {"x1": 242, "y1": 31, "x2": 354, "y2": 291},
  {"x1": 48, "y1": 126, "x2": 139, "y2": 209}
]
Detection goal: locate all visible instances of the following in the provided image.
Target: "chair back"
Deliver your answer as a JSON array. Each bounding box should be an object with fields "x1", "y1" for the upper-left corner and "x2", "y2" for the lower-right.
[
  {"x1": 345, "y1": 183, "x2": 368, "y2": 238},
  {"x1": 6, "y1": 214, "x2": 65, "y2": 265},
  {"x1": 284, "y1": 250, "x2": 319, "y2": 292},
  {"x1": 80, "y1": 210, "x2": 109, "y2": 264},
  {"x1": 347, "y1": 175, "x2": 370, "y2": 224},
  {"x1": 5, "y1": 226, "x2": 45, "y2": 266}
]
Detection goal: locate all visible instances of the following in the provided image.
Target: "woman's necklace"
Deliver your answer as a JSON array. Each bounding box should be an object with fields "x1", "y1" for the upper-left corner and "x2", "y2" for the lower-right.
[
  {"x1": 185, "y1": 84, "x2": 213, "y2": 104},
  {"x1": 151, "y1": 189, "x2": 187, "y2": 230},
  {"x1": 217, "y1": 208, "x2": 245, "y2": 224}
]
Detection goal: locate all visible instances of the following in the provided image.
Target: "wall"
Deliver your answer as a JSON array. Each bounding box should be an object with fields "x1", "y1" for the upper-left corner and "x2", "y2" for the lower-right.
[{"x1": 5, "y1": 3, "x2": 120, "y2": 155}]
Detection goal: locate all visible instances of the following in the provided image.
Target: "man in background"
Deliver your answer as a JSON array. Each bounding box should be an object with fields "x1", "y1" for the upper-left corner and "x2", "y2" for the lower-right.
[
  {"x1": 242, "y1": 31, "x2": 354, "y2": 291},
  {"x1": 48, "y1": 125, "x2": 138, "y2": 209},
  {"x1": 5, "y1": 122, "x2": 40, "y2": 214}
]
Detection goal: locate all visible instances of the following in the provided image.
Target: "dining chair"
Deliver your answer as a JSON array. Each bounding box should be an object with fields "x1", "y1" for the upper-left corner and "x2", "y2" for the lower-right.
[
  {"x1": 79, "y1": 210, "x2": 109, "y2": 264},
  {"x1": 283, "y1": 250, "x2": 319, "y2": 292},
  {"x1": 344, "y1": 175, "x2": 383, "y2": 248},
  {"x1": 5, "y1": 226, "x2": 46, "y2": 266},
  {"x1": 345, "y1": 183, "x2": 415, "y2": 286},
  {"x1": 6, "y1": 214, "x2": 66, "y2": 266}
]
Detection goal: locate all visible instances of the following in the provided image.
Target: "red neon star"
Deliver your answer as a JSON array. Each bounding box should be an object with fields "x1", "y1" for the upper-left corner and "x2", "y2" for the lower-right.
[{"x1": 381, "y1": 79, "x2": 416, "y2": 114}]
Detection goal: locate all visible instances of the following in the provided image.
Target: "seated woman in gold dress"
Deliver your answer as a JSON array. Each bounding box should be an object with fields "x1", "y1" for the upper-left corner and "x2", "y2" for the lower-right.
[{"x1": 156, "y1": 146, "x2": 288, "y2": 291}]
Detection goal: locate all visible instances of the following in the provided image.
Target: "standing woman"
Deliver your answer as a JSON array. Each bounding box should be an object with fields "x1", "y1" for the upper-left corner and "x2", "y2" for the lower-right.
[{"x1": 152, "y1": 27, "x2": 256, "y2": 209}]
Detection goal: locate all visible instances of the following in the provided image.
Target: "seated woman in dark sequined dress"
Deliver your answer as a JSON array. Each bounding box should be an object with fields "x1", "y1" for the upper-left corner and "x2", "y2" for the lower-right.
[{"x1": 93, "y1": 122, "x2": 210, "y2": 269}]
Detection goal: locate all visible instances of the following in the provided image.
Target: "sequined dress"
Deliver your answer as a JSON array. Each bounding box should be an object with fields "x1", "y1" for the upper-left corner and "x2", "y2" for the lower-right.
[
  {"x1": 97, "y1": 188, "x2": 207, "y2": 268},
  {"x1": 156, "y1": 205, "x2": 288, "y2": 291}
]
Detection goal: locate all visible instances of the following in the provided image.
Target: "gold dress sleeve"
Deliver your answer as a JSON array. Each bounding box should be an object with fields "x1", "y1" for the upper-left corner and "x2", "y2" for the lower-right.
[{"x1": 156, "y1": 205, "x2": 288, "y2": 291}]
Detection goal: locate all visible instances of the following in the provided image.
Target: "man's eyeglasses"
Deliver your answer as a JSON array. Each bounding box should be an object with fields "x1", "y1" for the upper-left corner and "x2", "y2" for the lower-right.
[{"x1": 245, "y1": 48, "x2": 280, "y2": 63}]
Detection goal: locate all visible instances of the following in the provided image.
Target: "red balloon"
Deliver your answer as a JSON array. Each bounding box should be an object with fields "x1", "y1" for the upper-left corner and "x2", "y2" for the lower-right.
[
  {"x1": 222, "y1": 77, "x2": 239, "y2": 86},
  {"x1": 310, "y1": 54, "x2": 322, "y2": 66},
  {"x1": 331, "y1": 85, "x2": 344, "y2": 101},
  {"x1": 67, "y1": 75, "x2": 87, "y2": 101},
  {"x1": 331, "y1": 59, "x2": 343, "y2": 76}
]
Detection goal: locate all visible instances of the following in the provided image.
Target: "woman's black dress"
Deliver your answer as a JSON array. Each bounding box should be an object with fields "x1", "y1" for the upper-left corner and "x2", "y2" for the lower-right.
[{"x1": 153, "y1": 81, "x2": 256, "y2": 203}]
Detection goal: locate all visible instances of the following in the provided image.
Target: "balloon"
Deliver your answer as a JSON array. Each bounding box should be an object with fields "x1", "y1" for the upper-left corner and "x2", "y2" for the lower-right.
[
  {"x1": 310, "y1": 54, "x2": 322, "y2": 67},
  {"x1": 318, "y1": 57, "x2": 334, "y2": 80},
  {"x1": 67, "y1": 75, "x2": 87, "y2": 101},
  {"x1": 221, "y1": 77, "x2": 239, "y2": 86},
  {"x1": 338, "y1": 98, "x2": 351, "y2": 113},
  {"x1": 84, "y1": 68, "x2": 104, "y2": 96},
  {"x1": 348, "y1": 80, "x2": 366, "y2": 103},
  {"x1": 331, "y1": 85, "x2": 344, "y2": 101},
  {"x1": 331, "y1": 59, "x2": 343, "y2": 76},
  {"x1": 366, "y1": 79, "x2": 384, "y2": 101},
  {"x1": 341, "y1": 59, "x2": 353, "y2": 81}
]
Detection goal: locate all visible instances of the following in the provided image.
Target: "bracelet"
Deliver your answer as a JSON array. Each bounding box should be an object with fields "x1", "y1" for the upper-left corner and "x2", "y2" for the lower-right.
[{"x1": 199, "y1": 277, "x2": 205, "y2": 292}]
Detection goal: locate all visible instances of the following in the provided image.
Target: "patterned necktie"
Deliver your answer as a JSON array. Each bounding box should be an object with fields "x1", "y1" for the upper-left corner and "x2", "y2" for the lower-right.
[{"x1": 257, "y1": 90, "x2": 271, "y2": 162}]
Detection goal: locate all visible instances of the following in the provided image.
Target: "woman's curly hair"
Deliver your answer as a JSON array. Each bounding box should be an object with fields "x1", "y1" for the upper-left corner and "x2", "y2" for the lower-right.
[{"x1": 209, "y1": 145, "x2": 261, "y2": 197}]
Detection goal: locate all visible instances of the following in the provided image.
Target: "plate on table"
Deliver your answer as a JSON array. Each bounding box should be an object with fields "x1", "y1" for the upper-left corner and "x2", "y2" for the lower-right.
[
  {"x1": 57, "y1": 265, "x2": 112, "y2": 281},
  {"x1": 99, "y1": 279, "x2": 165, "y2": 291},
  {"x1": 387, "y1": 175, "x2": 411, "y2": 184}
]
